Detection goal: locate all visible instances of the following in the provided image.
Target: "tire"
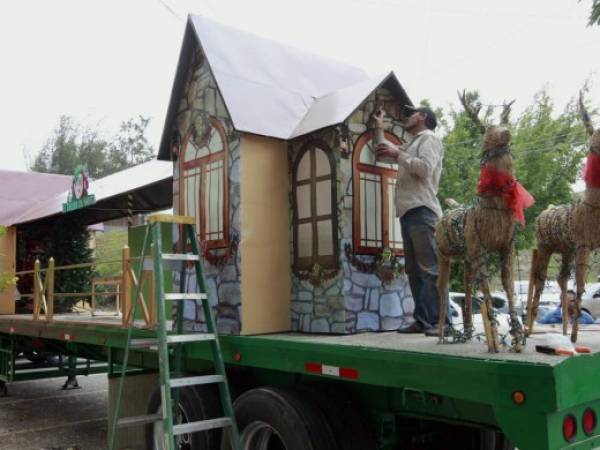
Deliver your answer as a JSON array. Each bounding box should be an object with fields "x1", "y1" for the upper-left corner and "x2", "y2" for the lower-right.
[
  {"x1": 221, "y1": 386, "x2": 337, "y2": 450},
  {"x1": 293, "y1": 384, "x2": 376, "y2": 450},
  {"x1": 145, "y1": 385, "x2": 222, "y2": 450}
]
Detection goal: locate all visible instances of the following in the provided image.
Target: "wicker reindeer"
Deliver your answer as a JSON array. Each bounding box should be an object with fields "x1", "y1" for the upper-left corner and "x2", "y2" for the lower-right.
[
  {"x1": 527, "y1": 92, "x2": 600, "y2": 342},
  {"x1": 436, "y1": 92, "x2": 534, "y2": 352}
]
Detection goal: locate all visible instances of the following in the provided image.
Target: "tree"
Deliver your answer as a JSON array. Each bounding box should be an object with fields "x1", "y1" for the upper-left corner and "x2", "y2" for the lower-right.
[
  {"x1": 45, "y1": 216, "x2": 94, "y2": 312},
  {"x1": 31, "y1": 115, "x2": 155, "y2": 178},
  {"x1": 511, "y1": 90, "x2": 588, "y2": 248},
  {"x1": 587, "y1": 0, "x2": 600, "y2": 25},
  {"x1": 0, "y1": 226, "x2": 17, "y2": 292}
]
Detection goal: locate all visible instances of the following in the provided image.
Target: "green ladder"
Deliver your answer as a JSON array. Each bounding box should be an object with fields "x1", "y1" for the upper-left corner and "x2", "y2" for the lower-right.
[{"x1": 109, "y1": 214, "x2": 241, "y2": 450}]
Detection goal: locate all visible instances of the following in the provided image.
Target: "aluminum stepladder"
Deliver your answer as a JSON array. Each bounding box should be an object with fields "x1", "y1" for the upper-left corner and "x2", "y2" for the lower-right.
[{"x1": 109, "y1": 214, "x2": 241, "y2": 450}]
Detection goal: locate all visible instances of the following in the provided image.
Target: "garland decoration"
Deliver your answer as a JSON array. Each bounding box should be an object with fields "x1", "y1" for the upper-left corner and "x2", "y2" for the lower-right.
[
  {"x1": 200, "y1": 233, "x2": 239, "y2": 267},
  {"x1": 295, "y1": 263, "x2": 340, "y2": 287},
  {"x1": 344, "y1": 243, "x2": 404, "y2": 284}
]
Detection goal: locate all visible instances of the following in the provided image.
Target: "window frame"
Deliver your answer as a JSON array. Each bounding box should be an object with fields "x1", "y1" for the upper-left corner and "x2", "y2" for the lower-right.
[
  {"x1": 179, "y1": 117, "x2": 230, "y2": 250},
  {"x1": 292, "y1": 140, "x2": 339, "y2": 271},
  {"x1": 352, "y1": 129, "x2": 404, "y2": 256}
]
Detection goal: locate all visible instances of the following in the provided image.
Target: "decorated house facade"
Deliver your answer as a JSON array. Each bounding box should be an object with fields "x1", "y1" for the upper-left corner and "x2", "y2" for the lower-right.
[{"x1": 158, "y1": 15, "x2": 419, "y2": 334}]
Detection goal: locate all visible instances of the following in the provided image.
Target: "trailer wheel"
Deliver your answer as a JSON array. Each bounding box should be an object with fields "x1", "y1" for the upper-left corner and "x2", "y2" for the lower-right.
[
  {"x1": 145, "y1": 385, "x2": 221, "y2": 450},
  {"x1": 294, "y1": 384, "x2": 376, "y2": 450},
  {"x1": 221, "y1": 386, "x2": 337, "y2": 450}
]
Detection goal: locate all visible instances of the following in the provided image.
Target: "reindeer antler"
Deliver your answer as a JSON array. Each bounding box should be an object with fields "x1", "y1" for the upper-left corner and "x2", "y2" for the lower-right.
[
  {"x1": 458, "y1": 89, "x2": 486, "y2": 134},
  {"x1": 579, "y1": 91, "x2": 595, "y2": 136},
  {"x1": 500, "y1": 99, "x2": 515, "y2": 126}
]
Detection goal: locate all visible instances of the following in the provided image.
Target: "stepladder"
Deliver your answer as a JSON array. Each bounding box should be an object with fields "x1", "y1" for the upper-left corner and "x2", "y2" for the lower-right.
[{"x1": 109, "y1": 214, "x2": 241, "y2": 450}]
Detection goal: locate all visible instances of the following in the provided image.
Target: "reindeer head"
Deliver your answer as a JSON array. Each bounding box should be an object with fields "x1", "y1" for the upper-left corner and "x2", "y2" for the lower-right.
[
  {"x1": 458, "y1": 90, "x2": 513, "y2": 155},
  {"x1": 580, "y1": 91, "x2": 600, "y2": 154}
]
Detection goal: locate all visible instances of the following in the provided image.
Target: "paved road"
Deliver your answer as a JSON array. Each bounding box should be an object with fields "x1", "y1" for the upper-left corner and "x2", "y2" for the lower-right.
[{"x1": 0, "y1": 373, "x2": 108, "y2": 450}]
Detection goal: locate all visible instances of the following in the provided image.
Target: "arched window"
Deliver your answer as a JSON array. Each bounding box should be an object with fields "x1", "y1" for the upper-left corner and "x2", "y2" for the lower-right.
[
  {"x1": 352, "y1": 130, "x2": 403, "y2": 255},
  {"x1": 293, "y1": 142, "x2": 338, "y2": 270},
  {"x1": 179, "y1": 117, "x2": 229, "y2": 250}
]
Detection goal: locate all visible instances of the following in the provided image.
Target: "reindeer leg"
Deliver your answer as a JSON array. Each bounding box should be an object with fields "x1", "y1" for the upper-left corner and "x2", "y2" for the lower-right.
[
  {"x1": 470, "y1": 245, "x2": 499, "y2": 352},
  {"x1": 527, "y1": 247, "x2": 552, "y2": 336},
  {"x1": 572, "y1": 245, "x2": 591, "y2": 343},
  {"x1": 479, "y1": 277, "x2": 500, "y2": 353},
  {"x1": 463, "y1": 261, "x2": 474, "y2": 339},
  {"x1": 501, "y1": 248, "x2": 524, "y2": 352},
  {"x1": 557, "y1": 251, "x2": 574, "y2": 337},
  {"x1": 437, "y1": 251, "x2": 451, "y2": 343}
]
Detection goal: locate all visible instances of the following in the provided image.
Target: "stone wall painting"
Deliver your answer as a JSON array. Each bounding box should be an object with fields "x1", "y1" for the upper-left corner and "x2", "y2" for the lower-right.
[
  {"x1": 170, "y1": 48, "x2": 242, "y2": 334},
  {"x1": 289, "y1": 86, "x2": 416, "y2": 333}
]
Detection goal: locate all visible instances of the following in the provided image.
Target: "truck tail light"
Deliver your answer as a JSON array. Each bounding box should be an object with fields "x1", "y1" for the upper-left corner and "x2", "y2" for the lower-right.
[
  {"x1": 563, "y1": 414, "x2": 577, "y2": 442},
  {"x1": 583, "y1": 409, "x2": 597, "y2": 436}
]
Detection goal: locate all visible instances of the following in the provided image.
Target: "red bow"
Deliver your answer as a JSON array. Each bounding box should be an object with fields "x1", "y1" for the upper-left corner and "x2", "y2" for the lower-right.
[
  {"x1": 582, "y1": 153, "x2": 600, "y2": 188},
  {"x1": 477, "y1": 165, "x2": 535, "y2": 225}
]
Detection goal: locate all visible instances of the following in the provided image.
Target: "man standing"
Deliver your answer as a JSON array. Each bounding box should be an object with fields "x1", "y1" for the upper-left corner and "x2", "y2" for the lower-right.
[{"x1": 374, "y1": 105, "x2": 448, "y2": 335}]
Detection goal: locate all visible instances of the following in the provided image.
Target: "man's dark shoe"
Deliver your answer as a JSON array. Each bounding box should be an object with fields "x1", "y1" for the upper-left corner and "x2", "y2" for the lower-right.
[
  {"x1": 424, "y1": 325, "x2": 452, "y2": 337},
  {"x1": 424, "y1": 327, "x2": 442, "y2": 337},
  {"x1": 397, "y1": 322, "x2": 426, "y2": 333}
]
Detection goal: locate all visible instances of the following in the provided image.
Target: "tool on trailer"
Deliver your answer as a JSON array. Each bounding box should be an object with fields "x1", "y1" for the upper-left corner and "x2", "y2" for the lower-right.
[{"x1": 109, "y1": 215, "x2": 241, "y2": 450}]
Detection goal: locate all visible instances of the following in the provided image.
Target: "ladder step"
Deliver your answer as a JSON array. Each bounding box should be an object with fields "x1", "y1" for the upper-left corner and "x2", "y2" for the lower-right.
[
  {"x1": 173, "y1": 417, "x2": 232, "y2": 436},
  {"x1": 130, "y1": 338, "x2": 160, "y2": 348},
  {"x1": 117, "y1": 413, "x2": 162, "y2": 428},
  {"x1": 130, "y1": 334, "x2": 215, "y2": 348},
  {"x1": 164, "y1": 293, "x2": 207, "y2": 301},
  {"x1": 167, "y1": 334, "x2": 216, "y2": 344},
  {"x1": 170, "y1": 374, "x2": 225, "y2": 388},
  {"x1": 162, "y1": 253, "x2": 200, "y2": 262}
]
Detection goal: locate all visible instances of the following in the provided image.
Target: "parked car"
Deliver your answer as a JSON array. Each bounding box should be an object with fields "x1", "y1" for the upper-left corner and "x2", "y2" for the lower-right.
[
  {"x1": 581, "y1": 282, "x2": 600, "y2": 318},
  {"x1": 448, "y1": 292, "x2": 521, "y2": 335}
]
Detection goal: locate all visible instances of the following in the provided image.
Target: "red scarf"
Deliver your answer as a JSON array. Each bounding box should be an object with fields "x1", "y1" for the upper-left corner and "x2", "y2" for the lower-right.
[
  {"x1": 477, "y1": 165, "x2": 535, "y2": 225},
  {"x1": 582, "y1": 152, "x2": 600, "y2": 188}
]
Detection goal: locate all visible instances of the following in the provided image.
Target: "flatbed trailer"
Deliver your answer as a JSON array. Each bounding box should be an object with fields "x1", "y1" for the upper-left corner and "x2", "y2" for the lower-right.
[{"x1": 2, "y1": 313, "x2": 600, "y2": 450}]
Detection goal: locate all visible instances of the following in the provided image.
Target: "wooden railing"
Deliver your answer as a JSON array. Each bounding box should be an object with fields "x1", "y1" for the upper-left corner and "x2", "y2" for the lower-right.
[{"x1": 14, "y1": 245, "x2": 157, "y2": 328}]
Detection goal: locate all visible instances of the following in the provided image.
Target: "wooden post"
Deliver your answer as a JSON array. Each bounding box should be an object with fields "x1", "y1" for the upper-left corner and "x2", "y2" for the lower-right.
[
  {"x1": 33, "y1": 259, "x2": 40, "y2": 321},
  {"x1": 46, "y1": 258, "x2": 54, "y2": 322},
  {"x1": 525, "y1": 249, "x2": 538, "y2": 335},
  {"x1": 91, "y1": 279, "x2": 96, "y2": 316},
  {"x1": 115, "y1": 282, "x2": 121, "y2": 315},
  {"x1": 122, "y1": 246, "x2": 132, "y2": 326}
]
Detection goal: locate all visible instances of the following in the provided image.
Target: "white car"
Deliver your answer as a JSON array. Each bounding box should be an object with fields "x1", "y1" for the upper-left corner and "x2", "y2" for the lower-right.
[
  {"x1": 448, "y1": 292, "x2": 521, "y2": 335},
  {"x1": 581, "y1": 282, "x2": 600, "y2": 318}
]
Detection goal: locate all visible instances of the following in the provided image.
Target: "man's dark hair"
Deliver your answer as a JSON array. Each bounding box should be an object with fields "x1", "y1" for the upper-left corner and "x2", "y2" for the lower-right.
[{"x1": 567, "y1": 289, "x2": 576, "y2": 296}]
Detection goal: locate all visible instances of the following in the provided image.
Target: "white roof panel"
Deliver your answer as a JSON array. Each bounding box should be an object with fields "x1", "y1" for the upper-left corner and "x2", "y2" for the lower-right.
[
  {"x1": 189, "y1": 15, "x2": 369, "y2": 138},
  {"x1": 291, "y1": 73, "x2": 391, "y2": 138},
  {"x1": 159, "y1": 16, "x2": 411, "y2": 158}
]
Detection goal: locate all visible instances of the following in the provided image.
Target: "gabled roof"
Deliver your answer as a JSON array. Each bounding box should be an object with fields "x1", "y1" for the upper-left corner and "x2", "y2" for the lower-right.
[
  {"x1": 0, "y1": 170, "x2": 71, "y2": 226},
  {"x1": 7, "y1": 160, "x2": 173, "y2": 227},
  {"x1": 158, "y1": 15, "x2": 411, "y2": 159}
]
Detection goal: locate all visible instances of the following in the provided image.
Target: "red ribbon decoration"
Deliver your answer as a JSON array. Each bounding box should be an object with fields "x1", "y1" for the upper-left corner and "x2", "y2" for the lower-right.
[
  {"x1": 477, "y1": 165, "x2": 535, "y2": 225},
  {"x1": 582, "y1": 152, "x2": 600, "y2": 188}
]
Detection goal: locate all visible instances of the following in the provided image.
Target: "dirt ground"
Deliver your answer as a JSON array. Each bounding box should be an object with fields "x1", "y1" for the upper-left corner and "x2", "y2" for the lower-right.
[{"x1": 0, "y1": 373, "x2": 108, "y2": 450}]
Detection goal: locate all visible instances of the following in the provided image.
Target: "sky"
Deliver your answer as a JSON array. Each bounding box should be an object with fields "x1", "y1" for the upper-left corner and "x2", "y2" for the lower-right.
[{"x1": 0, "y1": 0, "x2": 599, "y2": 172}]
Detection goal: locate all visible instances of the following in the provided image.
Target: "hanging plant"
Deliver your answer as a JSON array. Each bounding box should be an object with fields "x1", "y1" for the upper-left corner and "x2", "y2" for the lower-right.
[{"x1": 344, "y1": 243, "x2": 404, "y2": 284}]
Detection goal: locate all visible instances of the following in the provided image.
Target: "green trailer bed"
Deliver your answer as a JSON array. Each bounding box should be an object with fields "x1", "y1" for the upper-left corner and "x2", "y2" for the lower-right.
[{"x1": 1, "y1": 314, "x2": 600, "y2": 449}]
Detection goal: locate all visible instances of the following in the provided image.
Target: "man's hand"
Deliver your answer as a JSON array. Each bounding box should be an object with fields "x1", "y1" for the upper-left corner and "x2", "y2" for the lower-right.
[
  {"x1": 375, "y1": 141, "x2": 402, "y2": 162},
  {"x1": 372, "y1": 109, "x2": 385, "y2": 129}
]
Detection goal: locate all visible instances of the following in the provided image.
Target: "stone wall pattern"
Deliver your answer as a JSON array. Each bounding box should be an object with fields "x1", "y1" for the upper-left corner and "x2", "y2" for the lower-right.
[{"x1": 289, "y1": 87, "x2": 415, "y2": 333}]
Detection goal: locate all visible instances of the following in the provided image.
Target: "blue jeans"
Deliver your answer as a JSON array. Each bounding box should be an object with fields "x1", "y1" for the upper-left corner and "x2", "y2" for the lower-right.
[{"x1": 400, "y1": 206, "x2": 449, "y2": 329}]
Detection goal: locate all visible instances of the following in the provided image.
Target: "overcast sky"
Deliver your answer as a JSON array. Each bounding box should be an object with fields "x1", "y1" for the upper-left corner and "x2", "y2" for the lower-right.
[{"x1": 1, "y1": 0, "x2": 599, "y2": 172}]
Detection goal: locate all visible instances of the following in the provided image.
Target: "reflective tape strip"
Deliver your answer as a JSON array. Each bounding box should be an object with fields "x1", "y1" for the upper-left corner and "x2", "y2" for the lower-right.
[{"x1": 305, "y1": 362, "x2": 359, "y2": 380}]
